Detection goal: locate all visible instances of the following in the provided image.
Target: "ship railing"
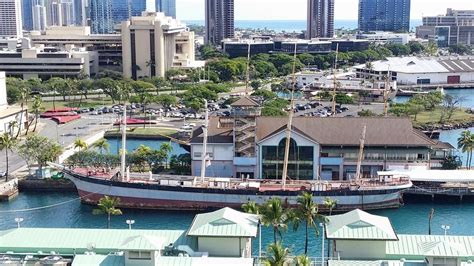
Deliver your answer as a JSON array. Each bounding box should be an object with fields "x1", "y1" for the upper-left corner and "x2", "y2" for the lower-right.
[{"x1": 407, "y1": 186, "x2": 470, "y2": 195}]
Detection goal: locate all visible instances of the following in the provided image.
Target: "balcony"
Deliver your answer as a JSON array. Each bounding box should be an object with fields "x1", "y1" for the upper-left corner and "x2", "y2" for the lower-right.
[{"x1": 231, "y1": 109, "x2": 261, "y2": 117}]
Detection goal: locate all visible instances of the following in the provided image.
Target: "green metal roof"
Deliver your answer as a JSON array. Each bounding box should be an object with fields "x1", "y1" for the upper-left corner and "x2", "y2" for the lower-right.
[
  {"x1": 0, "y1": 228, "x2": 195, "y2": 255},
  {"x1": 156, "y1": 257, "x2": 254, "y2": 266},
  {"x1": 187, "y1": 207, "x2": 259, "y2": 237},
  {"x1": 329, "y1": 261, "x2": 426, "y2": 266},
  {"x1": 325, "y1": 209, "x2": 398, "y2": 240},
  {"x1": 72, "y1": 254, "x2": 124, "y2": 266},
  {"x1": 386, "y1": 235, "x2": 474, "y2": 259}
]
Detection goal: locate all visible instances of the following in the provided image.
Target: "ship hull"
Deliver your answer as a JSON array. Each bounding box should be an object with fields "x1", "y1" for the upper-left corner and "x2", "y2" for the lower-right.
[{"x1": 66, "y1": 171, "x2": 409, "y2": 211}]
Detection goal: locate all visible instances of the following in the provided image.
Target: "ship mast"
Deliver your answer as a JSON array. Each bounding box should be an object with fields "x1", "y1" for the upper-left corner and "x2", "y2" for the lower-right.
[
  {"x1": 331, "y1": 44, "x2": 339, "y2": 116},
  {"x1": 281, "y1": 43, "x2": 298, "y2": 190},
  {"x1": 355, "y1": 125, "x2": 367, "y2": 181},
  {"x1": 120, "y1": 103, "x2": 127, "y2": 182},
  {"x1": 383, "y1": 67, "x2": 390, "y2": 117},
  {"x1": 199, "y1": 99, "x2": 209, "y2": 183},
  {"x1": 245, "y1": 42, "x2": 251, "y2": 95}
]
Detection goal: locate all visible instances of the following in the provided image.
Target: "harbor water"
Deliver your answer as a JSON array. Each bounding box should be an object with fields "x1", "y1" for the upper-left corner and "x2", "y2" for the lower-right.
[{"x1": 1, "y1": 192, "x2": 473, "y2": 255}]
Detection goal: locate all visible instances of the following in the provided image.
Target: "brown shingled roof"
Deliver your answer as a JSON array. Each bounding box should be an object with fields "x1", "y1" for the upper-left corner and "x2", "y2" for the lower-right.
[
  {"x1": 230, "y1": 96, "x2": 260, "y2": 107},
  {"x1": 190, "y1": 116, "x2": 234, "y2": 144},
  {"x1": 255, "y1": 117, "x2": 436, "y2": 147}
]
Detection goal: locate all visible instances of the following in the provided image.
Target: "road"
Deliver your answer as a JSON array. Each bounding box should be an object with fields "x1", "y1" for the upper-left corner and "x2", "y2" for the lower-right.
[{"x1": 0, "y1": 113, "x2": 117, "y2": 175}]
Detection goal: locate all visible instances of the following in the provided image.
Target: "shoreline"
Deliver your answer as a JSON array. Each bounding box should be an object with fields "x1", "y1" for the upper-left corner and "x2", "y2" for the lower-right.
[{"x1": 415, "y1": 121, "x2": 474, "y2": 131}]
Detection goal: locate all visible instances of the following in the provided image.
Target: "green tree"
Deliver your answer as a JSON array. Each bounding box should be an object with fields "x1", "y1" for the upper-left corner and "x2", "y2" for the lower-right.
[
  {"x1": 250, "y1": 80, "x2": 262, "y2": 90},
  {"x1": 155, "y1": 94, "x2": 178, "y2": 116},
  {"x1": 457, "y1": 130, "x2": 473, "y2": 169},
  {"x1": 448, "y1": 44, "x2": 471, "y2": 55},
  {"x1": 260, "y1": 198, "x2": 290, "y2": 244},
  {"x1": 294, "y1": 255, "x2": 311, "y2": 266},
  {"x1": 335, "y1": 93, "x2": 354, "y2": 106},
  {"x1": 17, "y1": 134, "x2": 63, "y2": 175},
  {"x1": 0, "y1": 133, "x2": 17, "y2": 181},
  {"x1": 264, "y1": 242, "x2": 291, "y2": 266},
  {"x1": 92, "y1": 196, "x2": 123, "y2": 229},
  {"x1": 407, "y1": 103, "x2": 424, "y2": 121},
  {"x1": 425, "y1": 41, "x2": 438, "y2": 56},
  {"x1": 292, "y1": 192, "x2": 326, "y2": 255},
  {"x1": 408, "y1": 42, "x2": 425, "y2": 54},
  {"x1": 242, "y1": 201, "x2": 260, "y2": 214},
  {"x1": 358, "y1": 109, "x2": 377, "y2": 117},
  {"x1": 297, "y1": 53, "x2": 314, "y2": 66},
  {"x1": 6, "y1": 78, "x2": 24, "y2": 104},
  {"x1": 74, "y1": 139, "x2": 88, "y2": 150},
  {"x1": 441, "y1": 155, "x2": 461, "y2": 170},
  {"x1": 45, "y1": 77, "x2": 66, "y2": 110},
  {"x1": 323, "y1": 197, "x2": 337, "y2": 216},
  {"x1": 158, "y1": 142, "x2": 173, "y2": 168},
  {"x1": 16, "y1": 83, "x2": 30, "y2": 138},
  {"x1": 93, "y1": 138, "x2": 110, "y2": 155},
  {"x1": 252, "y1": 89, "x2": 277, "y2": 102},
  {"x1": 386, "y1": 44, "x2": 411, "y2": 56},
  {"x1": 31, "y1": 95, "x2": 43, "y2": 132}
]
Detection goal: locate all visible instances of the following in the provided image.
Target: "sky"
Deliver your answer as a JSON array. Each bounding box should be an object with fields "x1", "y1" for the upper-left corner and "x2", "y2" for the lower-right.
[{"x1": 176, "y1": 0, "x2": 473, "y2": 20}]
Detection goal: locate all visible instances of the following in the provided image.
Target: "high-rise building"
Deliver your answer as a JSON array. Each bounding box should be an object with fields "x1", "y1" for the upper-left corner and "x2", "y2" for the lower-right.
[
  {"x1": 122, "y1": 12, "x2": 195, "y2": 79},
  {"x1": 307, "y1": 0, "x2": 334, "y2": 39},
  {"x1": 60, "y1": 0, "x2": 74, "y2": 26},
  {"x1": 205, "y1": 0, "x2": 234, "y2": 45},
  {"x1": 155, "y1": 0, "x2": 175, "y2": 18},
  {"x1": 73, "y1": 0, "x2": 87, "y2": 25},
  {"x1": 21, "y1": 0, "x2": 34, "y2": 30},
  {"x1": 90, "y1": 0, "x2": 112, "y2": 33},
  {"x1": 49, "y1": 0, "x2": 62, "y2": 26},
  {"x1": 417, "y1": 9, "x2": 474, "y2": 47},
  {"x1": 32, "y1": 0, "x2": 47, "y2": 30},
  {"x1": 0, "y1": 0, "x2": 23, "y2": 38},
  {"x1": 90, "y1": 0, "x2": 153, "y2": 34},
  {"x1": 358, "y1": 0, "x2": 411, "y2": 32}
]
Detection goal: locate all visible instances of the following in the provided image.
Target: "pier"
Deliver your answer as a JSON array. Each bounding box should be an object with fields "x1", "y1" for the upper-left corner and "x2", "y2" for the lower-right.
[{"x1": 0, "y1": 178, "x2": 19, "y2": 201}]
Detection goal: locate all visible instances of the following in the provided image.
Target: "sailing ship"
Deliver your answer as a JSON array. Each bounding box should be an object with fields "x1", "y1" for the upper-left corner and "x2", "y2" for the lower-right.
[{"x1": 57, "y1": 45, "x2": 412, "y2": 212}]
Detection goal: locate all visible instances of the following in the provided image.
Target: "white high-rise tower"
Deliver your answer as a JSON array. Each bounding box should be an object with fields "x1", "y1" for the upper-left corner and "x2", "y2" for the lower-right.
[
  {"x1": 32, "y1": 0, "x2": 47, "y2": 31},
  {"x1": 0, "y1": 0, "x2": 23, "y2": 38}
]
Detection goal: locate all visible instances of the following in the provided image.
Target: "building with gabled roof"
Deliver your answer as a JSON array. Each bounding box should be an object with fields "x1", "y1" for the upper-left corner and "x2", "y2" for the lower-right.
[
  {"x1": 0, "y1": 207, "x2": 258, "y2": 266},
  {"x1": 326, "y1": 209, "x2": 474, "y2": 266},
  {"x1": 190, "y1": 103, "x2": 452, "y2": 180}
]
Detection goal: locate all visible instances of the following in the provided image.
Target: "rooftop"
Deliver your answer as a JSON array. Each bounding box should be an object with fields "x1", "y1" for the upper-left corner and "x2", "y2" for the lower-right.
[
  {"x1": 326, "y1": 209, "x2": 398, "y2": 241},
  {"x1": 0, "y1": 228, "x2": 193, "y2": 255},
  {"x1": 187, "y1": 207, "x2": 259, "y2": 237},
  {"x1": 230, "y1": 96, "x2": 260, "y2": 107},
  {"x1": 355, "y1": 56, "x2": 474, "y2": 73}
]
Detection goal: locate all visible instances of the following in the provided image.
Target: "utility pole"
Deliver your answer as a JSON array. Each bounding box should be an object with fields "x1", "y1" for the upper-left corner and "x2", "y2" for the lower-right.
[
  {"x1": 200, "y1": 99, "x2": 209, "y2": 183},
  {"x1": 331, "y1": 44, "x2": 339, "y2": 116}
]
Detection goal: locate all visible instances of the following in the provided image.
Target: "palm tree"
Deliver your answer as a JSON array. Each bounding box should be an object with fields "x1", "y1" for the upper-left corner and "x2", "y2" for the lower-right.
[
  {"x1": 0, "y1": 133, "x2": 17, "y2": 182},
  {"x1": 16, "y1": 85, "x2": 30, "y2": 138},
  {"x1": 159, "y1": 142, "x2": 173, "y2": 168},
  {"x1": 293, "y1": 192, "x2": 327, "y2": 255},
  {"x1": 264, "y1": 242, "x2": 290, "y2": 266},
  {"x1": 74, "y1": 139, "x2": 88, "y2": 150},
  {"x1": 323, "y1": 197, "x2": 338, "y2": 216},
  {"x1": 8, "y1": 121, "x2": 18, "y2": 137},
  {"x1": 260, "y1": 198, "x2": 290, "y2": 244},
  {"x1": 92, "y1": 195, "x2": 123, "y2": 229},
  {"x1": 242, "y1": 201, "x2": 260, "y2": 214},
  {"x1": 294, "y1": 255, "x2": 311, "y2": 266},
  {"x1": 93, "y1": 138, "x2": 110, "y2": 155},
  {"x1": 31, "y1": 96, "x2": 43, "y2": 132},
  {"x1": 457, "y1": 130, "x2": 473, "y2": 169}
]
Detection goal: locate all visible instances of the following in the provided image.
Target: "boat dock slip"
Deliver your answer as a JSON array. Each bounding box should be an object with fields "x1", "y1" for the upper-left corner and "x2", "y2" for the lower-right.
[
  {"x1": 0, "y1": 178, "x2": 18, "y2": 201},
  {"x1": 379, "y1": 170, "x2": 474, "y2": 198}
]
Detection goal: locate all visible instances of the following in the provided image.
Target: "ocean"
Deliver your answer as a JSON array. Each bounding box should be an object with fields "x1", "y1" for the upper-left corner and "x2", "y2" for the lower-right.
[{"x1": 184, "y1": 19, "x2": 423, "y2": 32}]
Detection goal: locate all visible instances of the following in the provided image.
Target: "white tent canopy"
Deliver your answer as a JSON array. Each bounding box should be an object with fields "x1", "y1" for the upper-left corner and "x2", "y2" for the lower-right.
[{"x1": 377, "y1": 170, "x2": 474, "y2": 183}]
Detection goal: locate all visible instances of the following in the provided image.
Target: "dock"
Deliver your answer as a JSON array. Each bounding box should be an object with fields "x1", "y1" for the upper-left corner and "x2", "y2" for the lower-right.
[{"x1": 0, "y1": 178, "x2": 19, "y2": 201}]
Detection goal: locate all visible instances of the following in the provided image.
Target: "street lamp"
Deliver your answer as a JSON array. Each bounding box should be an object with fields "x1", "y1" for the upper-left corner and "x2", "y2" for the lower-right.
[
  {"x1": 15, "y1": 217, "x2": 24, "y2": 228},
  {"x1": 126, "y1": 220, "x2": 135, "y2": 230},
  {"x1": 320, "y1": 222, "x2": 325, "y2": 266},
  {"x1": 441, "y1": 225, "x2": 450, "y2": 236}
]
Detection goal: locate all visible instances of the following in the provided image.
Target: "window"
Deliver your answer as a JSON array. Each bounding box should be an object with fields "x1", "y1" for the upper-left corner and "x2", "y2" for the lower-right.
[
  {"x1": 128, "y1": 251, "x2": 152, "y2": 260},
  {"x1": 261, "y1": 138, "x2": 314, "y2": 180}
]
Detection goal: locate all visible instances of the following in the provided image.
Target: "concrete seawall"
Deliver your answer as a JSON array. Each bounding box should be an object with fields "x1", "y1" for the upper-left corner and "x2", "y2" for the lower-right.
[{"x1": 18, "y1": 179, "x2": 77, "y2": 192}]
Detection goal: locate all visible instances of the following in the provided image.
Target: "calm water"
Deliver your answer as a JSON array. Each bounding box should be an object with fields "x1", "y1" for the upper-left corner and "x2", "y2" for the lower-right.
[
  {"x1": 395, "y1": 88, "x2": 474, "y2": 108},
  {"x1": 106, "y1": 138, "x2": 189, "y2": 158},
  {"x1": 185, "y1": 19, "x2": 423, "y2": 32},
  {"x1": 0, "y1": 192, "x2": 473, "y2": 255}
]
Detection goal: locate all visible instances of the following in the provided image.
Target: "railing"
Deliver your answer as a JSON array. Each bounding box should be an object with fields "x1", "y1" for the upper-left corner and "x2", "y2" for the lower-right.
[
  {"x1": 406, "y1": 186, "x2": 472, "y2": 196},
  {"x1": 252, "y1": 256, "x2": 338, "y2": 266}
]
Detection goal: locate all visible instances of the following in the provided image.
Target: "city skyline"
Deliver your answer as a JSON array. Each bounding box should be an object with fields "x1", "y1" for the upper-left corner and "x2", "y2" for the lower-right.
[{"x1": 176, "y1": 0, "x2": 470, "y2": 20}]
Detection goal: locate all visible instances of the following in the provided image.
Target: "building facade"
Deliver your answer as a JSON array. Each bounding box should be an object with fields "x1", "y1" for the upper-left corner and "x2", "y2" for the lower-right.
[
  {"x1": 358, "y1": 0, "x2": 411, "y2": 32},
  {"x1": 354, "y1": 56, "x2": 474, "y2": 87},
  {"x1": 89, "y1": 0, "x2": 113, "y2": 33},
  {"x1": 21, "y1": 0, "x2": 33, "y2": 30},
  {"x1": 205, "y1": 0, "x2": 234, "y2": 45},
  {"x1": 307, "y1": 0, "x2": 334, "y2": 39},
  {"x1": 416, "y1": 9, "x2": 474, "y2": 47},
  {"x1": 156, "y1": 0, "x2": 175, "y2": 18},
  {"x1": 32, "y1": 1, "x2": 47, "y2": 31},
  {"x1": 0, "y1": 0, "x2": 23, "y2": 38},
  {"x1": 191, "y1": 107, "x2": 450, "y2": 180},
  {"x1": 121, "y1": 12, "x2": 195, "y2": 80},
  {"x1": 0, "y1": 40, "x2": 98, "y2": 79}
]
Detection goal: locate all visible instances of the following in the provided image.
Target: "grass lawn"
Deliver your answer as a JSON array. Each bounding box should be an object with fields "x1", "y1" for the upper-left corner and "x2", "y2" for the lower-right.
[
  {"x1": 28, "y1": 97, "x2": 114, "y2": 111},
  {"x1": 412, "y1": 108, "x2": 474, "y2": 126},
  {"x1": 107, "y1": 127, "x2": 178, "y2": 137}
]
